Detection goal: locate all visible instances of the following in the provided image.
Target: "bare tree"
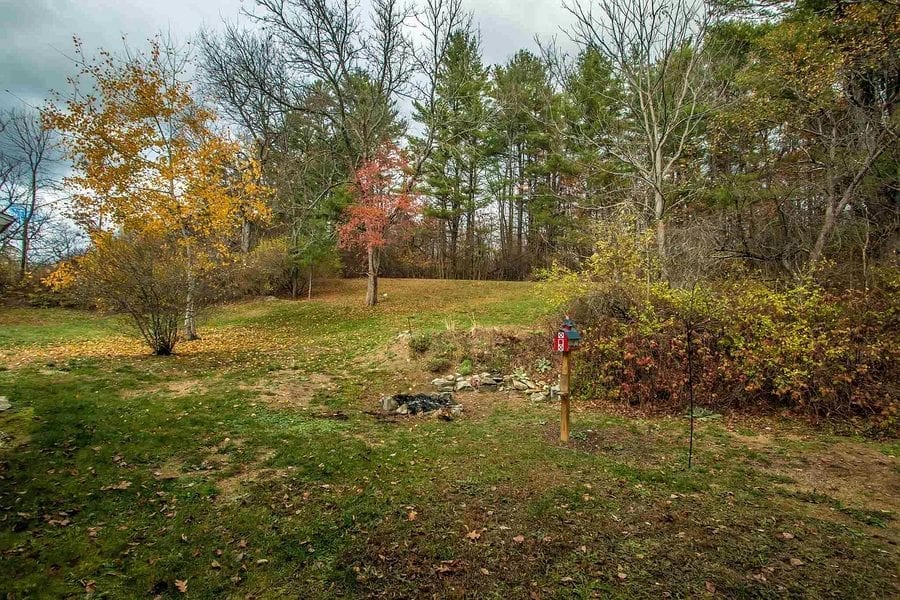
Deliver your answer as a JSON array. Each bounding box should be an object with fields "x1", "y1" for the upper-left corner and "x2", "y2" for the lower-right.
[
  {"x1": 806, "y1": 84, "x2": 896, "y2": 267},
  {"x1": 564, "y1": 0, "x2": 717, "y2": 274},
  {"x1": 246, "y1": 0, "x2": 414, "y2": 163},
  {"x1": 197, "y1": 24, "x2": 287, "y2": 251},
  {"x1": 0, "y1": 108, "x2": 58, "y2": 277}
]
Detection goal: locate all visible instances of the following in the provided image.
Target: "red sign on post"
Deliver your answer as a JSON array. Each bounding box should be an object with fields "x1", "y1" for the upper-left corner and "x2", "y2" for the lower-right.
[{"x1": 553, "y1": 331, "x2": 569, "y2": 353}]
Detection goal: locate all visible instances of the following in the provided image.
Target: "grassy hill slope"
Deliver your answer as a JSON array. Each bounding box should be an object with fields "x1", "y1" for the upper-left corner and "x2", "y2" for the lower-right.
[{"x1": 1, "y1": 279, "x2": 897, "y2": 598}]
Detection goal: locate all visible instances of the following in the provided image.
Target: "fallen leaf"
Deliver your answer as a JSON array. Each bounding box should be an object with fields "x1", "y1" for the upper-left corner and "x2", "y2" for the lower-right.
[
  {"x1": 561, "y1": 576, "x2": 574, "y2": 583},
  {"x1": 780, "y1": 532, "x2": 794, "y2": 540},
  {"x1": 789, "y1": 558, "x2": 804, "y2": 567},
  {"x1": 83, "y1": 580, "x2": 96, "y2": 593},
  {"x1": 256, "y1": 558, "x2": 269, "y2": 565},
  {"x1": 435, "y1": 560, "x2": 458, "y2": 574},
  {"x1": 100, "y1": 480, "x2": 131, "y2": 491},
  {"x1": 175, "y1": 579, "x2": 188, "y2": 593},
  {"x1": 466, "y1": 529, "x2": 481, "y2": 541},
  {"x1": 210, "y1": 560, "x2": 221, "y2": 569},
  {"x1": 407, "y1": 511, "x2": 417, "y2": 522},
  {"x1": 513, "y1": 535, "x2": 525, "y2": 543},
  {"x1": 617, "y1": 572, "x2": 627, "y2": 581},
  {"x1": 705, "y1": 581, "x2": 716, "y2": 594},
  {"x1": 480, "y1": 567, "x2": 490, "y2": 575}
]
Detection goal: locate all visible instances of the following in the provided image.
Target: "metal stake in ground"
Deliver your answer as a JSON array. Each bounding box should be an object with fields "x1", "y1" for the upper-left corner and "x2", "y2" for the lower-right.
[{"x1": 554, "y1": 316, "x2": 581, "y2": 443}]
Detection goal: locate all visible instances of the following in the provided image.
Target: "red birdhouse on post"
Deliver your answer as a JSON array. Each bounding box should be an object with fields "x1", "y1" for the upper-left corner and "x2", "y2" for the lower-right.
[{"x1": 553, "y1": 316, "x2": 580, "y2": 442}]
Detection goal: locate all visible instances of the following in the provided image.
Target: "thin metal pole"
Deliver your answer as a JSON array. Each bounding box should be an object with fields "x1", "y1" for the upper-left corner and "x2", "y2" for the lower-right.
[{"x1": 687, "y1": 319, "x2": 695, "y2": 469}]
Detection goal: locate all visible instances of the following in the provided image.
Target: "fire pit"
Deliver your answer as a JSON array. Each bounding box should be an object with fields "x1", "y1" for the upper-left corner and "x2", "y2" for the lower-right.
[{"x1": 381, "y1": 392, "x2": 462, "y2": 416}]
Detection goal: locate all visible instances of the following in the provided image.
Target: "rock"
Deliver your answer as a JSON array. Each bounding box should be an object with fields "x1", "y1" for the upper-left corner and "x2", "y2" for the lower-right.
[
  {"x1": 455, "y1": 380, "x2": 474, "y2": 392},
  {"x1": 530, "y1": 392, "x2": 549, "y2": 402},
  {"x1": 396, "y1": 404, "x2": 409, "y2": 415},
  {"x1": 512, "y1": 380, "x2": 528, "y2": 391},
  {"x1": 478, "y1": 372, "x2": 493, "y2": 381},
  {"x1": 0, "y1": 396, "x2": 9, "y2": 412},
  {"x1": 382, "y1": 396, "x2": 399, "y2": 412},
  {"x1": 549, "y1": 385, "x2": 560, "y2": 398},
  {"x1": 450, "y1": 405, "x2": 463, "y2": 417}
]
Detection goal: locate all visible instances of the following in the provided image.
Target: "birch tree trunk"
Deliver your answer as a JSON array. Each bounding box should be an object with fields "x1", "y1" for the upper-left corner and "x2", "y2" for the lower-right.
[{"x1": 183, "y1": 242, "x2": 200, "y2": 341}]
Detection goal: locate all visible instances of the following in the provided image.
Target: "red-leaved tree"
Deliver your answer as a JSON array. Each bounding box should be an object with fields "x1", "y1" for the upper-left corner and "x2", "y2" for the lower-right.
[{"x1": 339, "y1": 143, "x2": 419, "y2": 306}]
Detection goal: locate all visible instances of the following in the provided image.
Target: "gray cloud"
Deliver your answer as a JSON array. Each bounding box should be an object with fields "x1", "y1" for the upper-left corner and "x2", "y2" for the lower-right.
[
  {"x1": 466, "y1": 0, "x2": 576, "y2": 65},
  {"x1": 0, "y1": 0, "x2": 576, "y2": 114},
  {"x1": 0, "y1": 0, "x2": 245, "y2": 112}
]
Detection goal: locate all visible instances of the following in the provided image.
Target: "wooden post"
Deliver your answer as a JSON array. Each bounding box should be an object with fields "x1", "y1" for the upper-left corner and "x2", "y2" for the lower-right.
[{"x1": 560, "y1": 350, "x2": 571, "y2": 442}]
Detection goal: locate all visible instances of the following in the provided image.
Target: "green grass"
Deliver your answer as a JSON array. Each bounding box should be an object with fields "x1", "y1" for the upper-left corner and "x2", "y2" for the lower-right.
[{"x1": 1, "y1": 278, "x2": 897, "y2": 598}]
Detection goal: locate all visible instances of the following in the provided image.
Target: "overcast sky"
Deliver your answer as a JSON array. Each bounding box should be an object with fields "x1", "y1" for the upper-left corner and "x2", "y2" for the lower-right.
[{"x1": 0, "y1": 0, "x2": 576, "y2": 114}]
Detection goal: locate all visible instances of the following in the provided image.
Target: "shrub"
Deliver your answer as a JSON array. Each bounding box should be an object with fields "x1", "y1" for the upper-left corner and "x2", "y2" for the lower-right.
[
  {"x1": 459, "y1": 358, "x2": 473, "y2": 376},
  {"x1": 225, "y1": 236, "x2": 293, "y2": 298},
  {"x1": 426, "y1": 356, "x2": 451, "y2": 373},
  {"x1": 47, "y1": 231, "x2": 194, "y2": 355},
  {"x1": 408, "y1": 332, "x2": 433, "y2": 354}
]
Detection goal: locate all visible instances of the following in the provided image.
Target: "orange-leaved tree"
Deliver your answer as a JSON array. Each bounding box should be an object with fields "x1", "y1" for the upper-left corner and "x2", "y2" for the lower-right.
[
  {"x1": 44, "y1": 37, "x2": 269, "y2": 351},
  {"x1": 339, "y1": 143, "x2": 419, "y2": 306}
]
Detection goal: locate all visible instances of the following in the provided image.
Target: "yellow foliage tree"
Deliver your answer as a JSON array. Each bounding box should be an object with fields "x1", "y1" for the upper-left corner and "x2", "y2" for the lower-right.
[{"x1": 44, "y1": 37, "x2": 269, "y2": 346}]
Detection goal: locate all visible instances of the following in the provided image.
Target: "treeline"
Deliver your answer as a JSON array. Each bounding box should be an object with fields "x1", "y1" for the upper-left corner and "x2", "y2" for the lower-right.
[{"x1": 194, "y1": 0, "x2": 896, "y2": 288}]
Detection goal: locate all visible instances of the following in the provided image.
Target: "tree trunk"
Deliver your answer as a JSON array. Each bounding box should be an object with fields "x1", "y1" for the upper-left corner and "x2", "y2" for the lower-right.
[
  {"x1": 240, "y1": 216, "x2": 251, "y2": 253},
  {"x1": 366, "y1": 247, "x2": 379, "y2": 307},
  {"x1": 19, "y1": 219, "x2": 29, "y2": 278},
  {"x1": 183, "y1": 245, "x2": 200, "y2": 341},
  {"x1": 308, "y1": 266, "x2": 313, "y2": 300},
  {"x1": 19, "y1": 174, "x2": 37, "y2": 278},
  {"x1": 809, "y1": 198, "x2": 837, "y2": 268},
  {"x1": 809, "y1": 144, "x2": 884, "y2": 267},
  {"x1": 654, "y1": 188, "x2": 667, "y2": 280}
]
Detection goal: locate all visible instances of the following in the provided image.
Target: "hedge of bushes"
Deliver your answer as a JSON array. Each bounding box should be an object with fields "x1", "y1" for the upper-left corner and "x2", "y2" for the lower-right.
[
  {"x1": 540, "y1": 223, "x2": 898, "y2": 435},
  {"x1": 561, "y1": 276, "x2": 899, "y2": 435}
]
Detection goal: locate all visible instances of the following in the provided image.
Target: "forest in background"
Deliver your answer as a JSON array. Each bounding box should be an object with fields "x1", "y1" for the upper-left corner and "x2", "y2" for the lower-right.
[{"x1": 0, "y1": 0, "x2": 897, "y2": 429}]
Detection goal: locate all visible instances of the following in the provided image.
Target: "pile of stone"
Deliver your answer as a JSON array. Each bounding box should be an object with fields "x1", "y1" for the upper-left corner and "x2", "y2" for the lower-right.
[
  {"x1": 382, "y1": 392, "x2": 463, "y2": 417},
  {"x1": 431, "y1": 372, "x2": 559, "y2": 402},
  {"x1": 431, "y1": 372, "x2": 503, "y2": 393}
]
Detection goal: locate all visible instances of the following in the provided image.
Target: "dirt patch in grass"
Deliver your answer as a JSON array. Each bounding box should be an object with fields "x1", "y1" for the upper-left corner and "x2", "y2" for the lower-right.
[
  {"x1": 214, "y1": 462, "x2": 289, "y2": 502},
  {"x1": 243, "y1": 370, "x2": 335, "y2": 409},
  {"x1": 543, "y1": 420, "x2": 684, "y2": 468},
  {"x1": 732, "y1": 432, "x2": 900, "y2": 515},
  {"x1": 120, "y1": 377, "x2": 209, "y2": 399}
]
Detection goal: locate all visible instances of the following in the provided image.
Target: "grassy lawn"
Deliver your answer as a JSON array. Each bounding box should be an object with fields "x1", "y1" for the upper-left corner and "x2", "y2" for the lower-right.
[{"x1": 1, "y1": 278, "x2": 897, "y2": 599}]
